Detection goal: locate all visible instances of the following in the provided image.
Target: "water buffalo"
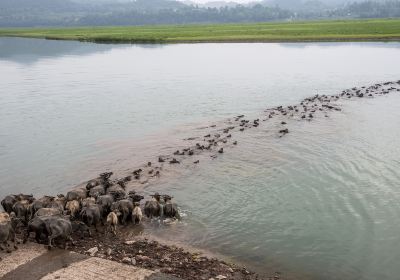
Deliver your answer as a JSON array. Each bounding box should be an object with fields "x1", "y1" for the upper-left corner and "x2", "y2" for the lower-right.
[
  {"x1": 163, "y1": 195, "x2": 180, "y2": 220},
  {"x1": 106, "y1": 212, "x2": 118, "y2": 236},
  {"x1": 0, "y1": 222, "x2": 16, "y2": 254},
  {"x1": 96, "y1": 195, "x2": 114, "y2": 212},
  {"x1": 80, "y1": 205, "x2": 101, "y2": 234},
  {"x1": 13, "y1": 199, "x2": 33, "y2": 223},
  {"x1": 96, "y1": 194, "x2": 114, "y2": 221},
  {"x1": 24, "y1": 216, "x2": 48, "y2": 244},
  {"x1": 81, "y1": 197, "x2": 96, "y2": 207},
  {"x1": 88, "y1": 185, "x2": 106, "y2": 198},
  {"x1": 65, "y1": 200, "x2": 80, "y2": 219},
  {"x1": 86, "y1": 180, "x2": 100, "y2": 191},
  {"x1": 111, "y1": 199, "x2": 133, "y2": 225},
  {"x1": 28, "y1": 195, "x2": 55, "y2": 218},
  {"x1": 0, "y1": 212, "x2": 11, "y2": 223},
  {"x1": 66, "y1": 188, "x2": 87, "y2": 202},
  {"x1": 0, "y1": 213, "x2": 19, "y2": 255},
  {"x1": 44, "y1": 216, "x2": 74, "y2": 249},
  {"x1": 128, "y1": 191, "x2": 144, "y2": 203},
  {"x1": 1, "y1": 194, "x2": 33, "y2": 214},
  {"x1": 144, "y1": 194, "x2": 162, "y2": 219},
  {"x1": 1, "y1": 195, "x2": 17, "y2": 213},
  {"x1": 71, "y1": 221, "x2": 90, "y2": 239},
  {"x1": 107, "y1": 184, "x2": 126, "y2": 201},
  {"x1": 132, "y1": 202, "x2": 142, "y2": 225},
  {"x1": 35, "y1": 207, "x2": 63, "y2": 217},
  {"x1": 49, "y1": 194, "x2": 67, "y2": 211}
]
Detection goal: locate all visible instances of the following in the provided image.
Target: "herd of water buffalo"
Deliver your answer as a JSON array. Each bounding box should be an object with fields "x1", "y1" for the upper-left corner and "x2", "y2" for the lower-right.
[
  {"x1": 0, "y1": 171, "x2": 180, "y2": 258},
  {"x1": 1, "y1": 80, "x2": 400, "y2": 261}
]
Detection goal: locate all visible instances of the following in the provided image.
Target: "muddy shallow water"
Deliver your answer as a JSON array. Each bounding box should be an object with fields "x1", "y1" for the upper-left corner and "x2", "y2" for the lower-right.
[{"x1": 1, "y1": 38, "x2": 400, "y2": 280}]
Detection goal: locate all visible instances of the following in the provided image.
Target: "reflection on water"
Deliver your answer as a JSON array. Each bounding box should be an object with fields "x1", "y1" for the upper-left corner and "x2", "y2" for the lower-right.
[
  {"x1": 0, "y1": 37, "x2": 165, "y2": 64},
  {"x1": 1, "y1": 38, "x2": 400, "y2": 280}
]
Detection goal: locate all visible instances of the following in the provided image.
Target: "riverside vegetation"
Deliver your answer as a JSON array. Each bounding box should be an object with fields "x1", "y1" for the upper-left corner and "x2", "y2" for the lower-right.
[{"x1": 0, "y1": 19, "x2": 400, "y2": 43}]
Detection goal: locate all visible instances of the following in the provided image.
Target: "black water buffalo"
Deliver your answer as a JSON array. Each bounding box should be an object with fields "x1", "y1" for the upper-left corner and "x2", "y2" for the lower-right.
[
  {"x1": 80, "y1": 205, "x2": 101, "y2": 233},
  {"x1": 13, "y1": 198, "x2": 34, "y2": 223},
  {"x1": 163, "y1": 195, "x2": 180, "y2": 220},
  {"x1": 71, "y1": 221, "x2": 91, "y2": 239},
  {"x1": 28, "y1": 196, "x2": 55, "y2": 218},
  {"x1": 144, "y1": 193, "x2": 162, "y2": 219},
  {"x1": 66, "y1": 188, "x2": 87, "y2": 202},
  {"x1": 44, "y1": 216, "x2": 74, "y2": 249},
  {"x1": 24, "y1": 216, "x2": 48, "y2": 244},
  {"x1": 48, "y1": 195, "x2": 67, "y2": 211},
  {"x1": 107, "y1": 185, "x2": 126, "y2": 201},
  {"x1": 96, "y1": 195, "x2": 114, "y2": 212},
  {"x1": 85, "y1": 180, "x2": 99, "y2": 191},
  {"x1": 1, "y1": 195, "x2": 17, "y2": 213},
  {"x1": 89, "y1": 185, "x2": 106, "y2": 198},
  {"x1": 1, "y1": 194, "x2": 33, "y2": 214},
  {"x1": 96, "y1": 195, "x2": 114, "y2": 221},
  {"x1": 128, "y1": 191, "x2": 144, "y2": 203},
  {"x1": 111, "y1": 199, "x2": 133, "y2": 225}
]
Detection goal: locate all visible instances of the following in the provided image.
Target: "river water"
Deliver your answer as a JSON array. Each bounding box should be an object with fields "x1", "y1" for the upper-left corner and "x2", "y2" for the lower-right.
[{"x1": 1, "y1": 38, "x2": 400, "y2": 280}]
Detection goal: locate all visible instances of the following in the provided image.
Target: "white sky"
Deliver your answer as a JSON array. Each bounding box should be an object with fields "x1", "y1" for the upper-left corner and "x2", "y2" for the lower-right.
[{"x1": 182, "y1": 0, "x2": 260, "y2": 3}]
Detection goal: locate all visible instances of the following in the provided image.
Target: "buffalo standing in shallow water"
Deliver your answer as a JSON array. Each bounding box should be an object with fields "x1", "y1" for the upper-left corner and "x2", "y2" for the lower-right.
[
  {"x1": 111, "y1": 199, "x2": 133, "y2": 225},
  {"x1": 144, "y1": 193, "x2": 162, "y2": 219},
  {"x1": 162, "y1": 195, "x2": 180, "y2": 220}
]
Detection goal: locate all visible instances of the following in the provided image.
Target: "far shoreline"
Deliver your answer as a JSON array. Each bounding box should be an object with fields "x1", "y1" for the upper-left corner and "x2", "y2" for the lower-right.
[
  {"x1": 3, "y1": 35, "x2": 400, "y2": 45},
  {"x1": 1, "y1": 18, "x2": 400, "y2": 44}
]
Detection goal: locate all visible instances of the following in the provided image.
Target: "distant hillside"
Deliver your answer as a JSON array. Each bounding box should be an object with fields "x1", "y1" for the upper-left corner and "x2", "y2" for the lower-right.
[
  {"x1": 0, "y1": 0, "x2": 82, "y2": 11},
  {"x1": 0, "y1": 0, "x2": 399, "y2": 27},
  {"x1": 259, "y1": 0, "x2": 391, "y2": 10}
]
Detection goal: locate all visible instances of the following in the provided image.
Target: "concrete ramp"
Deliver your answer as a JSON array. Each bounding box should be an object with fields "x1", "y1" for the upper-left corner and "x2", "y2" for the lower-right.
[{"x1": 0, "y1": 243, "x2": 176, "y2": 280}]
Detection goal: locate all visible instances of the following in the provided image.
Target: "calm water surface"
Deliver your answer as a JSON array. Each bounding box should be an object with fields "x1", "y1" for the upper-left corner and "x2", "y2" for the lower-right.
[{"x1": 1, "y1": 38, "x2": 400, "y2": 280}]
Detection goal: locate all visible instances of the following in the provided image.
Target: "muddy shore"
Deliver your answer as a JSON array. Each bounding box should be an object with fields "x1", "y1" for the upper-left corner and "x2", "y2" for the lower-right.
[{"x1": 68, "y1": 227, "x2": 272, "y2": 280}]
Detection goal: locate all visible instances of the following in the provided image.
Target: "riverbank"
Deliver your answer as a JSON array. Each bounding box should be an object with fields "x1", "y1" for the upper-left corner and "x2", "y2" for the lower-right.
[
  {"x1": 0, "y1": 19, "x2": 400, "y2": 43},
  {"x1": 1, "y1": 232, "x2": 265, "y2": 280}
]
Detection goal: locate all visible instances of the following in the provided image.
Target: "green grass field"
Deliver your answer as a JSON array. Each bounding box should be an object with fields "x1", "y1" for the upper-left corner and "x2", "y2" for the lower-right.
[{"x1": 1, "y1": 19, "x2": 400, "y2": 43}]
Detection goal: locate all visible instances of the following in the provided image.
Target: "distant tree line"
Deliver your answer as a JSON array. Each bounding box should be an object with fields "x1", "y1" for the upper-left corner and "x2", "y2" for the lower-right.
[
  {"x1": 77, "y1": 5, "x2": 292, "y2": 26},
  {"x1": 333, "y1": 1, "x2": 400, "y2": 18},
  {"x1": 0, "y1": 0, "x2": 399, "y2": 27}
]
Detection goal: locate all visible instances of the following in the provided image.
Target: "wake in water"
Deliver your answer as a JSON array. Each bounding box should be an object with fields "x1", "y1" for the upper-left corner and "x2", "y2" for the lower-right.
[{"x1": 85, "y1": 80, "x2": 400, "y2": 193}]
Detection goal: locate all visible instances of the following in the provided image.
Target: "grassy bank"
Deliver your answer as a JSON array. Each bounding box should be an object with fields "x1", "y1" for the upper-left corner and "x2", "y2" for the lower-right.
[{"x1": 0, "y1": 18, "x2": 400, "y2": 43}]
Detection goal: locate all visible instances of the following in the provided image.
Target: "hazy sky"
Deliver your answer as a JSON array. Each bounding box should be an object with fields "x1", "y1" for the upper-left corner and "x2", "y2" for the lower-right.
[{"x1": 183, "y1": 0, "x2": 259, "y2": 3}]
